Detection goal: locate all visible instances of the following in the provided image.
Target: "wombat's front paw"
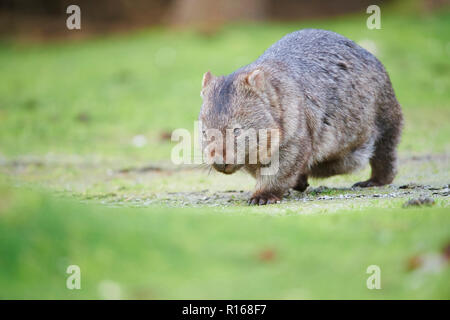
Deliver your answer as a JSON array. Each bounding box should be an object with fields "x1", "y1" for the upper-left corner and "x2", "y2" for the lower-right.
[{"x1": 248, "y1": 191, "x2": 281, "y2": 205}]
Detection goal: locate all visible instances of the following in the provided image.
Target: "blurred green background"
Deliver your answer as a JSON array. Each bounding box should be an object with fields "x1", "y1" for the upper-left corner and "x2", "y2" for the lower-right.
[{"x1": 0, "y1": 0, "x2": 449, "y2": 299}]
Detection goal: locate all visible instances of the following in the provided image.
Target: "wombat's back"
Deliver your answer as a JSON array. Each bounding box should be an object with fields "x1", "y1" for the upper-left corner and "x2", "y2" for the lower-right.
[
  {"x1": 255, "y1": 28, "x2": 385, "y2": 80},
  {"x1": 251, "y1": 29, "x2": 401, "y2": 172},
  {"x1": 257, "y1": 30, "x2": 389, "y2": 107}
]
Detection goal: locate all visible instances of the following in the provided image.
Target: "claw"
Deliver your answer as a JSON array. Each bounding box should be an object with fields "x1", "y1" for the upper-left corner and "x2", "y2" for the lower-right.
[{"x1": 248, "y1": 192, "x2": 281, "y2": 206}]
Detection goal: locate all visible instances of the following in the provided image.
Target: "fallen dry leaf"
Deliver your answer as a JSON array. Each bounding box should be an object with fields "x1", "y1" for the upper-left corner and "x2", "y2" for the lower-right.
[{"x1": 258, "y1": 248, "x2": 277, "y2": 262}]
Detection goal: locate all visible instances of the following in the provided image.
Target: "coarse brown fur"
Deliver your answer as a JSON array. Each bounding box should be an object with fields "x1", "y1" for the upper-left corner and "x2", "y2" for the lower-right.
[{"x1": 199, "y1": 29, "x2": 403, "y2": 205}]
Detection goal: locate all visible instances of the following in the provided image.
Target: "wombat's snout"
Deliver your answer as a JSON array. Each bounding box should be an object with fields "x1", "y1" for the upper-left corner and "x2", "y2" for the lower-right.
[
  {"x1": 212, "y1": 163, "x2": 240, "y2": 175},
  {"x1": 205, "y1": 143, "x2": 242, "y2": 174}
]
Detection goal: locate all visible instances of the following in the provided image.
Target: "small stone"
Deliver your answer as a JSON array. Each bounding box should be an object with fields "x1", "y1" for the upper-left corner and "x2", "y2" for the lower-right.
[
  {"x1": 399, "y1": 183, "x2": 423, "y2": 189},
  {"x1": 314, "y1": 186, "x2": 330, "y2": 193},
  {"x1": 403, "y1": 197, "x2": 435, "y2": 208}
]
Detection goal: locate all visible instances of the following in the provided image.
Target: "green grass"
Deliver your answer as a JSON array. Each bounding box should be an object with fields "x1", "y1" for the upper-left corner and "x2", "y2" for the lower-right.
[
  {"x1": 0, "y1": 10, "x2": 449, "y2": 161},
  {"x1": 0, "y1": 185, "x2": 449, "y2": 299},
  {"x1": 0, "y1": 7, "x2": 449, "y2": 299}
]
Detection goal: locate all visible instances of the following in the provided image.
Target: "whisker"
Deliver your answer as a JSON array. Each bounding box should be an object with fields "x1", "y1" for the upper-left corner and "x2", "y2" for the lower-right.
[{"x1": 188, "y1": 162, "x2": 209, "y2": 171}]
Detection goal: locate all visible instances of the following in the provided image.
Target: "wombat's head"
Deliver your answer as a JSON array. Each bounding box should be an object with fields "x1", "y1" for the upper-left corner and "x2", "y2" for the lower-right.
[{"x1": 199, "y1": 69, "x2": 281, "y2": 175}]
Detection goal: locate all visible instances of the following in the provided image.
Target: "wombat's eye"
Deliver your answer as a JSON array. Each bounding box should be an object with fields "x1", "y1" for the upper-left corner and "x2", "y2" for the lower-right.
[
  {"x1": 202, "y1": 130, "x2": 206, "y2": 137},
  {"x1": 233, "y1": 128, "x2": 242, "y2": 136}
]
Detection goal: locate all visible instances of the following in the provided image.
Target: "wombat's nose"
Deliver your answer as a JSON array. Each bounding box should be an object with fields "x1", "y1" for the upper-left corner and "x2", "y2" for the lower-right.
[
  {"x1": 212, "y1": 163, "x2": 236, "y2": 174},
  {"x1": 212, "y1": 163, "x2": 226, "y2": 172}
]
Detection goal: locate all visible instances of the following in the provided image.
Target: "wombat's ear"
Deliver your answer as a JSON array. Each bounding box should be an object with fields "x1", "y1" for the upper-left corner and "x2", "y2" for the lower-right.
[
  {"x1": 201, "y1": 71, "x2": 214, "y2": 98},
  {"x1": 245, "y1": 69, "x2": 265, "y2": 91},
  {"x1": 202, "y1": 71, "x2": 214, "y2": 89}
]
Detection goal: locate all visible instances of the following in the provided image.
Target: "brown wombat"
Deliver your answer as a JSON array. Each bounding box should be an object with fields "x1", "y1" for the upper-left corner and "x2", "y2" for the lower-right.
[{"x1": 199, "y1": 29, "x2": 403, "y2": 205}]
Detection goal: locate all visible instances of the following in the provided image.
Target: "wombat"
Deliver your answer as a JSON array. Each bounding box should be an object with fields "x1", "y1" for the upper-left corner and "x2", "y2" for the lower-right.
[{"x1": 199, "y1": 29, "x2": 403, "y2": 205}]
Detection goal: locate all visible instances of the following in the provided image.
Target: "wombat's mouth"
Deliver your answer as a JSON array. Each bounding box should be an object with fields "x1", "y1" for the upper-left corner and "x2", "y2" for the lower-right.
[{"x1": 212, "y1": 163, "x2": 242, "y2": 175}]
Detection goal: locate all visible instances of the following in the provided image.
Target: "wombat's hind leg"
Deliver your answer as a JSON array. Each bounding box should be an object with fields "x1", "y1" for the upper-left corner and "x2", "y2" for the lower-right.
[
  {"x1": 293, "y1": 174, "x2": 309, "y2": 192},
  {"x1": 353, "y1": 178, "x2": 385, "y2": 188},
  {"x1": 353, "y1": 104, "x2": 402, "y2": 188},
  {"x1": 352, "y1": 138, "x2": 399, "y2": 187}
]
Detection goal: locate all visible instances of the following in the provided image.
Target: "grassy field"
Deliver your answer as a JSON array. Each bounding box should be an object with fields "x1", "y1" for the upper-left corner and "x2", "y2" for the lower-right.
[
  {"x1": 0, "y1": 10, "x2": 449, "y2": 160},
  {"x1": 0, "y1": 185, "x2": 449, "y2": 299},
  {"x1": 0, "y1": 8, "x2": 449, "y2": 299}
]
